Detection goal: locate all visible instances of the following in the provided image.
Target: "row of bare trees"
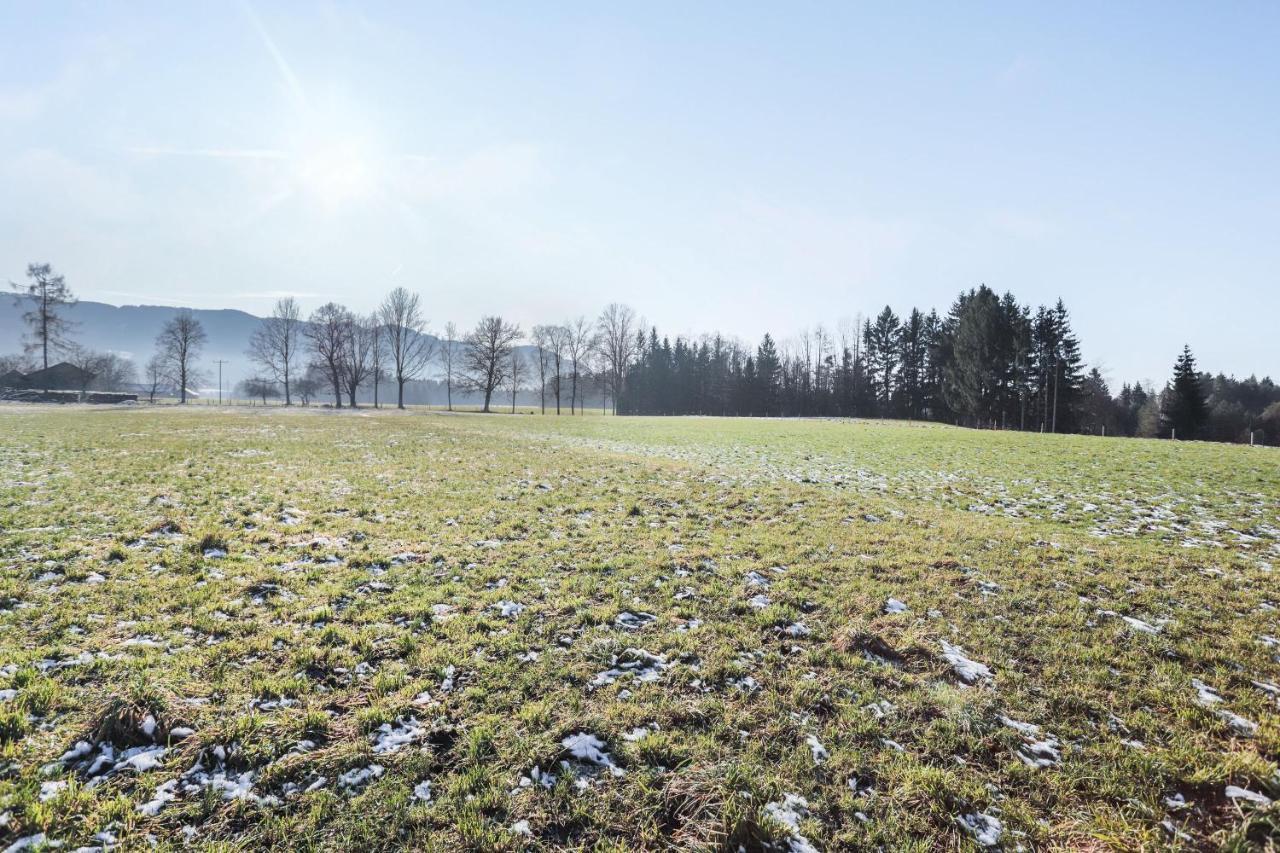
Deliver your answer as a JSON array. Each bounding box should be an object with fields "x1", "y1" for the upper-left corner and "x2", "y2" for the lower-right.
[
  {"x1": 244, "y1": 294, "x2": 640, "y2": 414},
  {"x1": 246, "y1": 289, "x2": 434, "y2": 409}
]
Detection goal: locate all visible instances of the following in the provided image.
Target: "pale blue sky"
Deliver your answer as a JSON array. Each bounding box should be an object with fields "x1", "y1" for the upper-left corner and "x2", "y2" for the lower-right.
[{"x1": 2, "y1": 1, "x2": 1276, "y2": 383}]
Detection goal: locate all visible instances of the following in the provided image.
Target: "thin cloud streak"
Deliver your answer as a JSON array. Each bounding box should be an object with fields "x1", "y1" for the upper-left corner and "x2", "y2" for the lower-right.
[
  {"x1": 127, "y1": 146, "x2": 289, "y2": 160},
  {"x1": 241, "y1": 0, "x2": 308, "y2": 110}
]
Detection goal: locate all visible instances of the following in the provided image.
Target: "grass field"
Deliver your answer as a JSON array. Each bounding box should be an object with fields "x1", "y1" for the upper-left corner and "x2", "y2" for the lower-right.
[{"x1": 1, "y1": 406, "x2": 1277, "y2": 851}]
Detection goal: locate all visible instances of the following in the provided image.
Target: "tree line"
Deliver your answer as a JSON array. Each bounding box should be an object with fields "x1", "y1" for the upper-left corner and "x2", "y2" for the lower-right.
[
  {"x1": 616, "y1": 285, "x2": 1279, "y2": 443},
  {"x1": 6, "y1": 263, "x2": 1279, "y2": 444}
]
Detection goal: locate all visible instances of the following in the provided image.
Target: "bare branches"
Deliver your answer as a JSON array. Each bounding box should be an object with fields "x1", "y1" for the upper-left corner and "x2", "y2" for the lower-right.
[
  {"x1": 155, "y1": 309, "x2": 207, "y2": 404},
  {"x1": 341, "y1": 314, "x2": 376, "y2": 408},
  {"x1": 378, "y1": 287, "x2": 434, "y2": 409},
  {"x1": 596, "y1": 303, "x2": 636, "y2": 414},
  {"x1": 305, "y1": 303, "x2": 350, "y2": 407},
  {"x1": 442, "y1": 321, "x2": 459, "y2": 411},
  {"x1": 566, "y1": 316, "x2": 598, "y2": 415},
  {"x1": 462, "y1": 316, "x2": 522, "y2": 412},
  {"x1": 247, "y1": 297, "x2": 302, "y2": 404}
]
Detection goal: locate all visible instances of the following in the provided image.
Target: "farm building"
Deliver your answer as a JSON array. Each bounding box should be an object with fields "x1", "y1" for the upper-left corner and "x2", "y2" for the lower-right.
[{"x1": 0, "y1": 362, "x2": 95, "y2": 390}]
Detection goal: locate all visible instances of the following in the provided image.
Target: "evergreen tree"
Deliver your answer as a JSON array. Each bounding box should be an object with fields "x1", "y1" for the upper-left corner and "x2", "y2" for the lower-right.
[
  {"x1": 940, "y1": 286, "x2": 1005, "y2": 426},
  {"x1": 865, "y1": 306, "x2": 901, "y2": 414},
  {"x1": 898, "y1": 308, "x2": 926, "y2": 418},
  {"x1": 755, "y1": 334, "x2": 781, "y2": 416},
  {"x1": 1161, "y1": 345, "x2": 1208, "y2": 439},
  {"x1": 1050, "y1": 300, "x2": 1084, "y2": 432},
  {"x1": 10, "y1": 262, "x2": 77, "y2": 370}
]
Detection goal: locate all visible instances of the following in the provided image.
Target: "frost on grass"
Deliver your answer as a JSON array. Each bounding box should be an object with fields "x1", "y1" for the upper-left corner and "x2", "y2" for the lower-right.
[
  {"x1": 1191, "y1": 679, "x2": 1258, "y2": 736},
  {"x1": 371, "y1": 717, "x2": 425, "y2": 754},
  {"x1": 591, "y1": 648, "x2": 669, "y2": 687},
  {"x1": 763, "y1": 793, "x2": 819, "y2": 853},
  {"x1": 137, "y1": 745, "x2": 279, "y2": 816},
  {"x1": 1000, "y1": 716, "x2": 1062, "y2": 768},
  {"x1": 6, "y1": 405, "x2": 1280, "y2": 847}
]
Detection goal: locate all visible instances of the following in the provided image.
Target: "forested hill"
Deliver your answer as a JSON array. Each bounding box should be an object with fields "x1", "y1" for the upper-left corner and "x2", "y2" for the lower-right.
[{"x1": 0, "y1": 298, "x2": 264, "y2": 389}]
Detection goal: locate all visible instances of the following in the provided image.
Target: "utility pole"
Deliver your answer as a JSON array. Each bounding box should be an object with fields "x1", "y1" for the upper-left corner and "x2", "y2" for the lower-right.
[{"x1": 215, "y1": 359, "x2": 228, "y2": 406}]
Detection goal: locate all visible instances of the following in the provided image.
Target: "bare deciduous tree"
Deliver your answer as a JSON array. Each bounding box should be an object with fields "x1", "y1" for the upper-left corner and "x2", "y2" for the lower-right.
[
  {"x1": 442, "y1": 321, "x2": 459, "y2": 411},
  {"x1": 155, "y1": 310, "x2": 207, "y2": 404},
  {"x1": 462, "y1": 316, "x2": 522, "y2": 413},
  {"x1": 530, "y1": 325, "x2": 552, "y2": 414},
  {"x1": 92, "y1": 351, "x2": 138, "y2": 392},
  {"x1": 566, "y1": 316, "x2": 597, "y2": 415},
  {"x1": 370, "y1": 321, "x2": 386, "y2": 408},
  {"x1": 296, "y1": 368, "x2": 322, "y2": 406},
  {"x1": 0, "y1": 352, "x2": 36, "y2": 376},
  {"x1": 144, "y1": 353, "x2": 166, "y2": 403},
  {"x1": 379, "y1": 288, "x2": 435, "y2": 409},
  {"x1": 65, "y1": 345, "x2": 133, "y2": 397},
  {"x1": 596, "y1": 303, "x2": 636, "y2": 414},
  {"x1": 9, "y1": 263, "x2": 77, "y2": 372},
  {"x1": 247, "y1": 297, "x2": 302, "y2": 405},
  {"x1": 542, "y1": 324, "x2": 569, "y2": 414},
  {"x1": 238, "y1": 376, "x2": 279, "y2": 405},
  {"x1": 305, "y1": 302, "x2": 350, "y2": 407},
  {"x1": 508, "y1": 346, "x2": 526, "y2": 413},
  {"x1": 342, "y1": 314, "x2": 376, "y2": 408}
]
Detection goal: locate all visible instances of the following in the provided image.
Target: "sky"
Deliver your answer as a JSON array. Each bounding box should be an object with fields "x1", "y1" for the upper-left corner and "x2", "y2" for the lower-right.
[{"x1": 1, "y1": 1, "x2": 1277, "y2": 384}]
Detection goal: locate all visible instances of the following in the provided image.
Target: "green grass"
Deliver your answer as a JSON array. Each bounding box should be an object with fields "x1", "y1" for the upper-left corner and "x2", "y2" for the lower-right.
[{"x1": 1, "y1": 406, "x2": 1277, "y2": 850}]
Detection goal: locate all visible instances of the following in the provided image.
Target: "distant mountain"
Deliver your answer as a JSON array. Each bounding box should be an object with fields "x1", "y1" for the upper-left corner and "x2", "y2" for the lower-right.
[
  {"x1": 0, "y1": 297, "x2": 538, "y2": 398},
  {"x1": 1, "y1": 297, "x2": 266, "y2": 391}
]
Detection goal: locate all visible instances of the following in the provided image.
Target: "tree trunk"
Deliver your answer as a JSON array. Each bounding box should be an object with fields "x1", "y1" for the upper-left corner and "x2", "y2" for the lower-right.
[{"x1": 397, "y1": 379, "x2": 405, "y2": 409}]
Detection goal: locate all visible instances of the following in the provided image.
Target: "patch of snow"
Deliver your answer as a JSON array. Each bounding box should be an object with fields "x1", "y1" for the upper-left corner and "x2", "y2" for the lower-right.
[
  {"x1": 1225, "y1": 785, "x2": 1272, "y2": 806},
  {"x1": 763, "y1": 793, "x2": 819, "y2": 853},
  {"x1": 614, "y1": 611, "x2": 657, "y2": 630},
  {"x1": 940, "y1": 640, "x2": 993, "y2": 683},
  {"x1": 805, "y1": 735, "x2": 828, "y2": 763},
  {"x1": 591, "y1": 648, "x2": 669, "y2": 687},
  {"x1": 371, "y1": 717, "x2": 425, "y2": 754},
  {"x1": 561, "y1": 732, "x2": 624, "y2": 776},
  {"x1": 338, "y1": 764, "x2": 384, "y2": 791},
  {"x1": 958, "y1": 812, "x2": 1003, "y2": 847}
]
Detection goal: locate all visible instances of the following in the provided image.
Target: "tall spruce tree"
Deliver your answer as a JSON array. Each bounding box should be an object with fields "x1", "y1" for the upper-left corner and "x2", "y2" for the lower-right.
[
  {"x1": 865, "y1": 306, "x2": 901, "y2": 414},
  {"x1": 755, "y1": 334, "x2": 781, "y2": 415},
  {"x1": 1162, "y1": 345, "x2": 1208, "y2": 439}
]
